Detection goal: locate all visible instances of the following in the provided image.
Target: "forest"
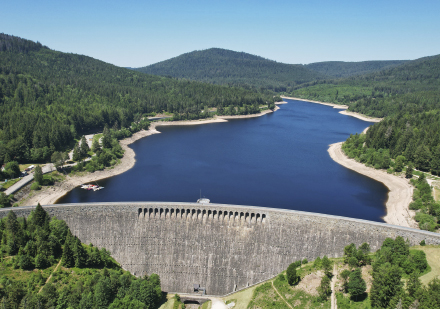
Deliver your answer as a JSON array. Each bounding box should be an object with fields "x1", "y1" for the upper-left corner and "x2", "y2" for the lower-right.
[
  {"x1": 133, "y1": 48, "x2": 326, "y2": 92},
  {"x1": 0, "y1": 34, "x2": 278, "y2": 166},
  {"x1": 304, "y1": 60, "x2": 408, "y2": 78},
  {"x1": 0, "y1": 205, "x2": 163, "y2": 308}
]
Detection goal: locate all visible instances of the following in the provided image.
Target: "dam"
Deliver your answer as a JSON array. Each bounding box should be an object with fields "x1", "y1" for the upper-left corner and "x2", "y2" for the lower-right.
[{"x1": 1, "y1": 202, "x2": 440, "y2": 295}]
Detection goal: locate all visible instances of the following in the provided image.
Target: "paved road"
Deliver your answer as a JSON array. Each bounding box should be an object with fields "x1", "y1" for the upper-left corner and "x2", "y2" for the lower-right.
[{"x1": 3, "y1": 163, "x2": 56, "y2": 196}]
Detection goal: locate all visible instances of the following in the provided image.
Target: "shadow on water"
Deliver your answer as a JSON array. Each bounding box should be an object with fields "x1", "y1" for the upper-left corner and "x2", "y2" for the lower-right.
[{"x1": 57, "y1": 99, "x2": 388, "y2": 222}]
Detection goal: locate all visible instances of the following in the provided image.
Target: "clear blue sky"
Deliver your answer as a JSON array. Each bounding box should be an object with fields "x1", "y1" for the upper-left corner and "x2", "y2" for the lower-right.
[{"x1": 2, "y1": 0, "x2": 440, "y2": 67}]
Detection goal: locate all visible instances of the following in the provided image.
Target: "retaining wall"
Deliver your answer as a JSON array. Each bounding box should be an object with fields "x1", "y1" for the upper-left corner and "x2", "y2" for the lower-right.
[{"x1": 1, "y1": 202, "x2": 440, "y2": 295}]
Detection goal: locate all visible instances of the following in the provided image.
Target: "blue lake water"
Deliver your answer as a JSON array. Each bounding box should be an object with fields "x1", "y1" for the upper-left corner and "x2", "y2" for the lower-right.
[{"x1": 57, "y1": 99, "x2": 388, "y2": 222}]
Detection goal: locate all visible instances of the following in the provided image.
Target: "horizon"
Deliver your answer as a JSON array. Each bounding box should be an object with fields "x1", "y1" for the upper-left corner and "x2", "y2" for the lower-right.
[{"x1": 2, "y1": 0, "x2": 440, "y2": 67}]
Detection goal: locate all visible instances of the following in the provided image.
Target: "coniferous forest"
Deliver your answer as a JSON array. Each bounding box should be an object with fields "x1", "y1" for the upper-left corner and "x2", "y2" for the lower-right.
[
  {"x1": 0, "y1": 205, "x2": 163, "y2": 308},
  {"x1": 0, "y1": 34, "x2": 277, "y2": 165}
]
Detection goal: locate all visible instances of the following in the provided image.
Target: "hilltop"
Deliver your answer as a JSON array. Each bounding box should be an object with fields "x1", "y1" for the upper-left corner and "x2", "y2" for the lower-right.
[
  {"x1": 133, "y1": 48, "x2": 326, "y2": 92},
  {"x1": 133, "y1": 48, "x2": 410, "y2": 92}
]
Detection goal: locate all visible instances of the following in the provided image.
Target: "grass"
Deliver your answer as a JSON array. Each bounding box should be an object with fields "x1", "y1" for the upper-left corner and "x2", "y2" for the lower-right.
[
  {"x1": 93, "y1": 133, "x2": 103, "y2": 143},
  {"x1": 336, "y1": 293, "x2": 371, "y2": 309},
  {"x1": 414, "y1": 245, "x2": 440, "y2": 285},
  {"x1": 201, "y1": 300, "x2": 212, "y2": 309},
  {"x1": 273, "y1": 276, "x2": 330, "y2": 309},
  {"x1": 247, "y1": 282, "x2": 290, "y2": 309},
  {"x1": 1, "y1": 178, "x2": 20, "y2": 190},
  {"x1": 222, "y1": 282, "x2": 264, "y2": 309}
]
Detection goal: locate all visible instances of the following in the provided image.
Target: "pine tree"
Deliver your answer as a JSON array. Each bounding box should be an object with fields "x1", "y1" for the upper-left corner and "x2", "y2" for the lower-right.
[
  {"x1": 395, "y1": 155, "x2": 406, "y2": 172},
  {"x1": 318, "y1": 275, "x2": 331, "y2": 301},
  {"x1": 370, "y1": 263, "x2": 403, "y2": 308},
  {"x1": 407, "y1": 270, "x2": 422, "y2": 298},
  {"x1": 414, "y1": 145, "x2": 432, "y2": 171},
  {"x1": 321, "y1": 256, "x2": 332, "y2": 275},
  {"x1": 91, "y1": 138, "x2": 101, "y2": 153},
  {"x1": 347, "y1": 268, "x2": 366, "y2": 300},
  {"x1": 286, "y1": 262, "x2": 299, "y2": 285},
  {"x1": 32, "y1": 203, "x2": 49, "y2": 228},
  {"x1": 102, "y1": 126, "x2": 112, "y2": 149},
  {"x1": 94, "y1": 277, "x2": 112, "y2": 309},
  {"x1": 406, "y1": 162, "x2": 414, "y2": 178},
  {"x1": 80, "y1": 136, "x2": 90, "y2": 157},
  {"x1": 34, "y1": 165, "x2": 43, "y2": 184},
  {"x1": 61, "y1": 231, "x2": 75, "y2": 268},
  {"x1": 430, "y1": 145, "x2": 440, "y2": 175},
  {"x1": 72, "y1": 144, "x2": 81, "y2": 161}
]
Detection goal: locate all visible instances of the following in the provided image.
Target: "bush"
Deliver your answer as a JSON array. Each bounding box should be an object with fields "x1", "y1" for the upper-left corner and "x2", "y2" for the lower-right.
[
  {"x1": 286, "y1": 263, "x2": 299, "y2": 285},
  {"x1": 30, "y1": 182, "x2": 41, "y2": 191},
  {"x1": 420, "y1": 240, "x2": 426, "y2": 246},
  {"x1": 318, "y1": 275, "x2": 331, "y2": 301}
]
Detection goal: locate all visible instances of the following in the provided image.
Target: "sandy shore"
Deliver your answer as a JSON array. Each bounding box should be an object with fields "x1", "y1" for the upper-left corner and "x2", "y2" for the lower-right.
[
  {"x1": 328, "y1": 142, "x2": 417, "y2": 228},
  {"x1": 339, "y1": 110, "x2": 382, "y2": 122},
  {"x1": 218, "y1": 106, "x2": 279, "y2": 119},
  {"x1": 22, "y1": 108, "x2": 282, "y2": 206},
  {"x1": 281, "y1": 96, "x2": 348, "y2": 109}
]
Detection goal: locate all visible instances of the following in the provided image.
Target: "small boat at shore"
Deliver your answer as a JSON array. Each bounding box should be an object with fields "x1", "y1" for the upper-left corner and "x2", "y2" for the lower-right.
[{"x1": 81, "y1": 184, "x2": 104, "y2": 191}]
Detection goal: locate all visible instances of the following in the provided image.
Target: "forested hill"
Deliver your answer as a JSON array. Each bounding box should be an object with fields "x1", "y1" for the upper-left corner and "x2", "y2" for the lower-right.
[
  {"x1": 133, "y1": 48, "x2": 326, "y2": 92},
  {"x1": 305, "y1": 60, "x2": 408, "y2": 78},
  {"x1": 0, "y1": 34, "x2": 276, "y2": 164},
  {"x1": 293, "y1": 53, "x2": 440, "y2": 117}
]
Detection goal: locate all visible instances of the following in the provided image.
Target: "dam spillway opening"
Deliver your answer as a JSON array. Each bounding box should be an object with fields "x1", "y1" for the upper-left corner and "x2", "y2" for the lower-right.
[{"x1": 137, "y1": 207, "x2": 266, "y2": 224}]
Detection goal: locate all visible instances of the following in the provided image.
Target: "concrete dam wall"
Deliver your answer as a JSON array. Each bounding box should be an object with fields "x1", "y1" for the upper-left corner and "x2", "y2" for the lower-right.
[{"x1": 2, "y1": 202, "x2": 440, "y2": 296}]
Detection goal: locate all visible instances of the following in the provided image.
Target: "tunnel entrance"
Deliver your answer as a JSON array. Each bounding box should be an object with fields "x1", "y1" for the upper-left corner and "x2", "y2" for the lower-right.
[{"x1": 183, "y1": 300, "x2": 201, "y2": 305}]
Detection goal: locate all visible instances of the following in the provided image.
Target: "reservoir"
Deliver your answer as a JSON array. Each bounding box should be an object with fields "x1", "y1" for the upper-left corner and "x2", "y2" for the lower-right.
[{"x1": 57, "y1": 99, "x2": 388, "y2": 222}]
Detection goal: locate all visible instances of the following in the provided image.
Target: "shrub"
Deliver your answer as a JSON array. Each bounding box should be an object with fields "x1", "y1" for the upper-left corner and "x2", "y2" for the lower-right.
[
  {"x1": 30, "y1": 182, "x2": 41, "y2": 191},
  {"x1": 286, "y1": 263, "x2": 299, "y2": 286}
]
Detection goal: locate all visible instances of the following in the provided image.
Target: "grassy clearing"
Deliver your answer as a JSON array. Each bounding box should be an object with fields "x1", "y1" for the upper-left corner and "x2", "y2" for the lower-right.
[
  {"x1": 222, "y1": 283, "x2": 263, "y2": 309},
  {"x1": 336, "y1": 293, "x2": 371, "y2": 309},
  {"x1": 274, "y1": 275, "x2": 330, "y2": 309},
  {"x1": 247, "y1": 282, "x2": 290, "y2": 309},
  {"x1": 414, "y1": 245, "x2": 440, "y2": 285},
  {"x1": 93, "y1": 133, "x2": 103, "y2": 143}
]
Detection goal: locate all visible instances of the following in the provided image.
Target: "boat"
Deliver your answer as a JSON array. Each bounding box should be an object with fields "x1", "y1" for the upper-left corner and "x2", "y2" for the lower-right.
[
  {"x1": 80, "y1": 184, "x2": 104, "y2": 191},
  {"x1": 196, "y1": 189, "x2": 210, "y2": 204}
]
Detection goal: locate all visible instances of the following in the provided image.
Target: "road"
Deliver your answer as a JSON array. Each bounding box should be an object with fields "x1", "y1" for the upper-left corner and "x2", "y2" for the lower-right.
[{"x1": 3, "y1": 163, "x2": 56, "y2": 196}]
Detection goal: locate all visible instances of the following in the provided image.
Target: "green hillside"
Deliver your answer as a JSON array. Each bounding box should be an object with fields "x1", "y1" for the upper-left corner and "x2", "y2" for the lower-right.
[
  {"x1": 305, "y1": 60, "x2": 408, "y2": 78},
  {"x1": 0, "y1": 205, "x2": 164, "y2": 308},
  {"x1": 133, "y1": 48, "x2": 326, "y2": 92},
  {"x1": 0, "y1": 34, "x2": 276, "y2": 165}
]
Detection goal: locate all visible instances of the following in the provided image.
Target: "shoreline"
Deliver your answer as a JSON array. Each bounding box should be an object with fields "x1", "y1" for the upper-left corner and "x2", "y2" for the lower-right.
[
  {"x1": 328, "y1": 142, "x2": 417, "y2": 228},
  {"x1": 338, "y1": 110, "x2": 382, "y2": 123},
  {"x1": 281, "y1": 96, "x2": 383, "y2": 122},
  {"x1": 281, "y1": 96, "x2": 348, "y2": 109},
  {"x1": 22, "y1": 108, "x2": 281, "y2": 206}
]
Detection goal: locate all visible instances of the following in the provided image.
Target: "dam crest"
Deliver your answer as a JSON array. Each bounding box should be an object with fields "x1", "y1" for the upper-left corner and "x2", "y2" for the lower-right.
[{"x1": 1, "y1": 202, "x2": 440, "y2": 296}]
